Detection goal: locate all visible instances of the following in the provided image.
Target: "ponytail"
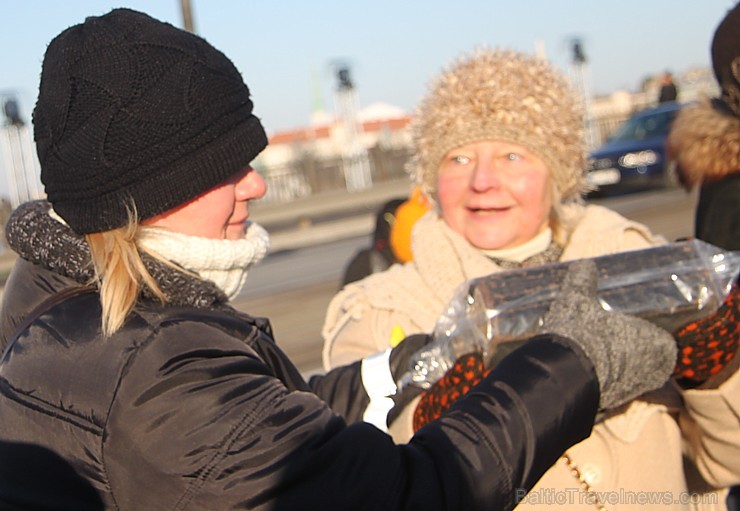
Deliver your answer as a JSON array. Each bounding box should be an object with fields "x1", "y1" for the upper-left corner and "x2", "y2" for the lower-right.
[{"x1": 85, "y1": 210, "x2": 165, "y2": 337}]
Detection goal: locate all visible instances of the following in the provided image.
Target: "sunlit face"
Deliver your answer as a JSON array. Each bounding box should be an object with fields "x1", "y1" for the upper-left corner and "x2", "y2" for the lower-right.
[
  {"x1": 142, "y1": 166, "x2": 267, "y2": 240},
  {"x1": 436, "y1": 140, "x2": 553, "y2": 250}
]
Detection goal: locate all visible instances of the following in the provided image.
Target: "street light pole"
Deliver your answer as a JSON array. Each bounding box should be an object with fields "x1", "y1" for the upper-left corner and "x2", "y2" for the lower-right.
[
  {"x1": 180, "y1": 0, "x2": 196, "y2": 33},
  {"x1": 333, "y1": 63, "x2": 373, "y2": 192},
  {"x1": 0, "y1": 94, "x2": 43, "y2": 208},
  {"x1": 569, "y1": 38, "x2": 598, "y2": 150}
]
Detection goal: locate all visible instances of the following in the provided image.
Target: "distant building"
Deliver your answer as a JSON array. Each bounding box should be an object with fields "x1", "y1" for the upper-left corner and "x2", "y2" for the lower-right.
[
  {"x1": 254, "y1": 102, "x2": 413, "y2": 203},
  {"x1": 256, "y1": 68, "x2": 720, "y2": 205},
  {"x1": 588, "y1": 67, "x2": 719, "y2": 147}
]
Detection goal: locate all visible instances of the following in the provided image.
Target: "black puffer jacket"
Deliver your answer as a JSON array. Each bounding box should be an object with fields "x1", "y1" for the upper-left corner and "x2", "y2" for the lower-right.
[{"x1": 0, "y1": 201, "x2": 599, "y2": 511}]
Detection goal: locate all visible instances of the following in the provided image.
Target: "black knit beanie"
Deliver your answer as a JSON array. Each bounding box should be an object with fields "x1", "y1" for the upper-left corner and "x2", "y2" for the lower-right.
[
  {"x1": 711, "y1": 2, "x2": 740, "y2": 117},
  {"x1": 33, "y1": 8, "x2": 268, "y2": 234}
]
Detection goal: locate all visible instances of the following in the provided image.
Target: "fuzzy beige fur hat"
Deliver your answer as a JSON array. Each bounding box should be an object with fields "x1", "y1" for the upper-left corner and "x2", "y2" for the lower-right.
[{"x1": 409, "y1": 48, "x2": 588, "y2": 201}]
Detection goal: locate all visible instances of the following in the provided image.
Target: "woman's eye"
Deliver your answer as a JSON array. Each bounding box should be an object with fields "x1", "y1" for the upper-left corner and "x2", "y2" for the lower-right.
[
  {"x1": 452, "y1": 155, "x2": 470, "y2": 164},
  {"x1": 506, "y1": 153, "x2": 521, "y2": 161}
]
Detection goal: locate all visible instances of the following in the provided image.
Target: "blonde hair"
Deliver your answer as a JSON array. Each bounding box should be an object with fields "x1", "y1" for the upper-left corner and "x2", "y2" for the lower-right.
[
  {"x1": 85, "y1": 208, "x2": 165, "y2": 337},
  {"x1": 550, "y1": 188, "x2": 574, "y2": 246}
]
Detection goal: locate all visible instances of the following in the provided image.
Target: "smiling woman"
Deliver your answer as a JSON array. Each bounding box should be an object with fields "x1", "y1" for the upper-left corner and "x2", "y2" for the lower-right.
[
  {"x1": 322, "y1": 48, "x2": 643, "y2": 370},
  {"x1": 437, "y1": 140, "x2": 553, "y2": 250},
  {"x1": 322, "y1": 47, "x2": 740, "y2": 510}
]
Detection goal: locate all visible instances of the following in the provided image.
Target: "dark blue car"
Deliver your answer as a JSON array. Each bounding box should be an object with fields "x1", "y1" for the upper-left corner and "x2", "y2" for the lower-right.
[{"x1": 586, "y1": 101, "x2": 684, "y2": 195}]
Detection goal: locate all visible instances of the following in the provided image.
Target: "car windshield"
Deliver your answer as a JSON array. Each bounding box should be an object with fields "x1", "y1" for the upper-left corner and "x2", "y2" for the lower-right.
[{"x1": 608, "y1": 109, "x2": 679, "y2": 142}]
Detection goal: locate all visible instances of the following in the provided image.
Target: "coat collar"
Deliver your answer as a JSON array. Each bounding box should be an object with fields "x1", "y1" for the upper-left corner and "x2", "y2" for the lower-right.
[{"x1": 5, "y1": 200, "x2": 229, "y2": 310}]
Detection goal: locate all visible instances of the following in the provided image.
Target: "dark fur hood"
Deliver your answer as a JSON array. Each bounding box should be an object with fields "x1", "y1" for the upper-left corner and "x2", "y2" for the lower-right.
[{"x1": 667, "y1": 98, "x2": 740, "y2": 189}]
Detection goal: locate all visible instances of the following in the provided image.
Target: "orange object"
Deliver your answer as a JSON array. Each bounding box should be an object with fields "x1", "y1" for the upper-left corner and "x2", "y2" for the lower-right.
[{"x1": 389, "y1": 186, "x2": 430, "y2": 263}]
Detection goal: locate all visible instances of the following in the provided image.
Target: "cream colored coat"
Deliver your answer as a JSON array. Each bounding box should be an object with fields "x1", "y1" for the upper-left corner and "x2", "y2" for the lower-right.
[{"x1": 322, "y1": 204, "x2": 740, "y2": 510}]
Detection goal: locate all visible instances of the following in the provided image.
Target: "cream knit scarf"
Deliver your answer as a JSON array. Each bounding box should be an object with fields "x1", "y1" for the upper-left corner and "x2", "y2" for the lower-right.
[
  {"x1": 137, "y1": 223, "x2": 270, "y2": 300},
  {"x1": 482, "y1": 228, "x2": 553, "y2": 263}
]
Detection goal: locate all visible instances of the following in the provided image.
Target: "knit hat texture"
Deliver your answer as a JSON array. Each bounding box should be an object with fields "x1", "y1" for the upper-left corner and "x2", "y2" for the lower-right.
[
  {"x1": 711, "y1": 2, "x2": 740, "y2": 117},
  {"x1": 409, "y1": 48, "x2": 588, "y2": 201},
  {"x1": 33, "y1": 8, "x2": 268, "y2": 234}
]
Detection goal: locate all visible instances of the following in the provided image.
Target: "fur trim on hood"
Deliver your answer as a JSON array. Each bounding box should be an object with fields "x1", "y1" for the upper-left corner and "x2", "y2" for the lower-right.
[{"x1": 667, "y1": 98, "x2": 740, "y2": 189}]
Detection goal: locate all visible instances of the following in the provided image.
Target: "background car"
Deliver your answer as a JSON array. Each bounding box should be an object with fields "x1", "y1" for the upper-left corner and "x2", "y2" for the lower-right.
[{"x1": 586, "y1": 101, "x2": 684, "y2": 196}]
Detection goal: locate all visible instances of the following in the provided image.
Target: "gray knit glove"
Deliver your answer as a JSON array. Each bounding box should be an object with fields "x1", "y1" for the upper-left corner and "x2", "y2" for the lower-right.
[{"x1": 541, "y1": 259, "x2": 677, "y2": 410}]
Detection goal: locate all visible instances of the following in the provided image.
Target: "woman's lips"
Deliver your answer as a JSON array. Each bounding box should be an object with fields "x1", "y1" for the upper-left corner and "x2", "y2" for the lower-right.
[{"x1": 468, "y1": 205, "x2": 511, "y2": 215}]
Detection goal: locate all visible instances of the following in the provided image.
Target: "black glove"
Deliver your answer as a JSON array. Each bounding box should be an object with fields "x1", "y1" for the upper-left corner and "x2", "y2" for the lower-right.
[
  {"x1": 360, "y1": 334, "x2": 431, "y2": 430},
  {"x1": 387, "y1": 334, "x2": 431, "y2": 425}
]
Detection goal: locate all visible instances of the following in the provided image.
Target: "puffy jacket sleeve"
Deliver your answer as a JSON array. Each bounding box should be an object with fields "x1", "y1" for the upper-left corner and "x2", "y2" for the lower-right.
[
  {"x1": 307, "y1": 360, "x2": 369, "y2": 423},
  {"x1": 106, "y1": 319, "x2": 598, "y2": 511}
]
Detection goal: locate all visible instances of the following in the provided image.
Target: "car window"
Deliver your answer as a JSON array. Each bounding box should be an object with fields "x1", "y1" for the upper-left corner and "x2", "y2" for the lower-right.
[{"x1": 608, "y1": 109, "x2": 679, "y2": 142}]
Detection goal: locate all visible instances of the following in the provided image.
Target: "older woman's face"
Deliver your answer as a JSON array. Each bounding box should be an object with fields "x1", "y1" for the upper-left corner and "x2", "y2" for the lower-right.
[
  {"x1": 436, "y1": 140, "x2": 552, "y2": 250},
  {"x1": 142, "y1": 166, "x2": 267, "y2": 240}
]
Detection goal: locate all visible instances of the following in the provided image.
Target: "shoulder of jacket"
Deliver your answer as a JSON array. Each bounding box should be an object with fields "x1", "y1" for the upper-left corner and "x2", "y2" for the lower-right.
[
  {"x1": 332, "y1": 262, "x2": 424, "y2": 310},
  {"x1": 562, "y1": 205, "x2": 662, "y2": 259},
  {"x1": 576, "y1": 204, "x2": 657, "y2": 235}
]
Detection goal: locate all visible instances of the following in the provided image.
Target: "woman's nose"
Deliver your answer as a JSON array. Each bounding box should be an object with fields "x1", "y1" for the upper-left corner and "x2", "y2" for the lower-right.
[
  {"x1": 470, "y1": 159, "x2": 501, "y2": 191},
  {"x1": 235, "y1": 167, "x2": 267, "y2": 201}
]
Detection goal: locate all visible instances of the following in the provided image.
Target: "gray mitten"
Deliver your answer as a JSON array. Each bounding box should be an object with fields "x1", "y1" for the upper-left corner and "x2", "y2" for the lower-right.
[{"x1": 541, "y1": 259, "x2": 677, "y2": 410}]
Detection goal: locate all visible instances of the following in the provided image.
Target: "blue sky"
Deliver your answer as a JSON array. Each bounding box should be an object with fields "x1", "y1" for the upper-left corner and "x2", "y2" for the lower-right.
[{"x1": 1, "y1": 1, "x2": 735, "y2": 136}]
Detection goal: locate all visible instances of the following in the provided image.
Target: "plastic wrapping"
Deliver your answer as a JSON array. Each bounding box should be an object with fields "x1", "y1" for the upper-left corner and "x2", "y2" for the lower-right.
[{"x1": 401, "y1": 239, "x2": 740, "y2": 390}]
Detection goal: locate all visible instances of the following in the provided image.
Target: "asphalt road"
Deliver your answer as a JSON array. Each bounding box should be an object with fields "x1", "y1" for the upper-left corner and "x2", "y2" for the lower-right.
[{"x1": 232, "y1": 187, "x2": 700, "y2": 375}]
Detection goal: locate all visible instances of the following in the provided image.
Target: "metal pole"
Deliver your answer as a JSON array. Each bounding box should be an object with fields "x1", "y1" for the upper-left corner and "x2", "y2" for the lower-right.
[
  {"x1": 19, "y1": 125, "x2": 42, "y2": 199},
  {"x1": 569, "y1": 39, "x2": 598, "y2": 151},
  {"x1": 180, "y1": 0, "x2": 196, "y2": 33},
  {"x1": 0, "y1": 127, "x2": 21, "y2": 208},
  {"x1": 0, "y1": 124, "x2": 43, "y2": 207},
  {"x1": 334, "y1": 65, "x2": 372, "y2": 192}
]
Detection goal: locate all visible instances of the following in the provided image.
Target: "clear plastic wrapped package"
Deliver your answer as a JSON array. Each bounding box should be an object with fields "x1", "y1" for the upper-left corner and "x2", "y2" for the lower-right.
[{"x1": 401, "y1": 239, "x2": 740, "y2": 390}]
